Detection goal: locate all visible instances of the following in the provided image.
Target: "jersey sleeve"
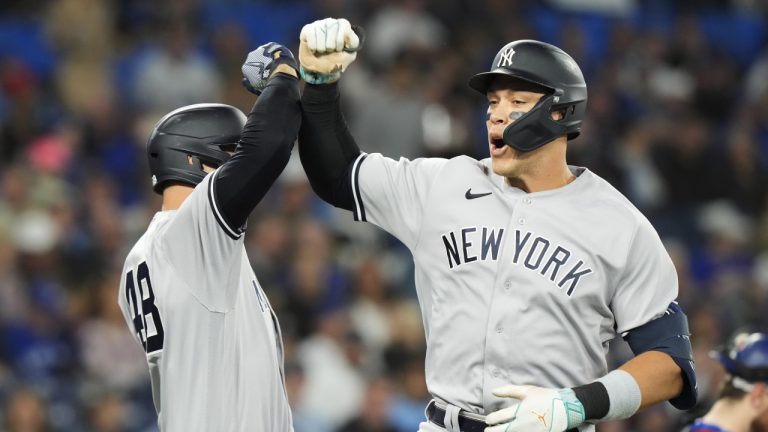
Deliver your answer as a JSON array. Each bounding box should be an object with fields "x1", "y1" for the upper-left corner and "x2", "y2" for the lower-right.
[
  {"x1": 352, "y1": 153, "x2": 447, "y2": 249},
  {"x1": 611, "y1": 217, "x2": 679, "y2": 334},
  {"x1": 157, "y1": 170, "x2": 243, "y2": 312}
]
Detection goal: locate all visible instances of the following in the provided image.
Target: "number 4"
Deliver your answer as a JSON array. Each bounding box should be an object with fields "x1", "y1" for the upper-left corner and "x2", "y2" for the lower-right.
[{"x1": 125, "y1": 262, "x2": 165, "y2": 353}]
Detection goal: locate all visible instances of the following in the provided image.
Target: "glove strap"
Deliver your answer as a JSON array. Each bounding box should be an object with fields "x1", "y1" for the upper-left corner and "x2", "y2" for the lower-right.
[
  {"x1": 273, "y1": 55, "x2": 299, "y2": 74},
  {"x1": 300, "y1": 66, "x2": 341, "y2": 85},
  {"x1": 557, "y1": 388, "x2": 587, "y2": 428}
]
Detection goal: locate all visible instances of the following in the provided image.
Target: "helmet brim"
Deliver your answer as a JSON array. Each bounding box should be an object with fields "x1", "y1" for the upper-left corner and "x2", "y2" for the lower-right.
[{"x1": 468, "y1": 69, "x2": 555, "y2": 96}]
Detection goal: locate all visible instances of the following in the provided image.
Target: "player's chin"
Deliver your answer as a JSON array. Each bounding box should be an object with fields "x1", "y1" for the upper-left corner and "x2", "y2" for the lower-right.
[{"x1": 490, "y1": 156, "x2": 515, "y2": 177}]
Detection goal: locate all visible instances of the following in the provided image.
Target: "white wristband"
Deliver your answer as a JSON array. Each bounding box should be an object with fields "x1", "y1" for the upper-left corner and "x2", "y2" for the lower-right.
[{"x1": 596, "y1": 369, "x2": 642, "y2": 421}]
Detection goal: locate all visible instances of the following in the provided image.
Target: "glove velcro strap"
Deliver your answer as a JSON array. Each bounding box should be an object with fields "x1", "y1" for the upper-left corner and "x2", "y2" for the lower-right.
[
  {"x1": 557, "y1": 388, "x2": 587, "y2": 428},
  {"x1": 300, "y1": 66, "x2": 341, "y2": 85}
]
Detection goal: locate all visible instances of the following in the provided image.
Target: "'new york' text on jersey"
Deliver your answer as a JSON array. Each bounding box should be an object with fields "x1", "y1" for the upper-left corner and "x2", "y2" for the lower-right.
[{"x1": 350, "y1": 154, "x2": 677, "y2": 423}]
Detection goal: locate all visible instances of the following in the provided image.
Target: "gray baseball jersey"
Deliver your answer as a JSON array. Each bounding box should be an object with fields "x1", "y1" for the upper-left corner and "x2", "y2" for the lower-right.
[
  {"x1": 350, "y1": 153, "x2": 677, "y2": 419},
  {"x1": 118, "y1": 171, "x2": 293, "y2": 432}
]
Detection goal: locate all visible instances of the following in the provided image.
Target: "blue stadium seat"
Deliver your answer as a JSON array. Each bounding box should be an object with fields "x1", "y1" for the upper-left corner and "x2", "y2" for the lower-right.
[
  {"x1": 200, "y1": 3, "x2": 316, "y2": 48},
  {"x1": 0, "y1": 18, "x2": 57, "y2": 79}
]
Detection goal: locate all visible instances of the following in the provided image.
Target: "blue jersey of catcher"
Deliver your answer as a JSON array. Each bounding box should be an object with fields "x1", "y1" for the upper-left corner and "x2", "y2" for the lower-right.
[{"x1": 687, "y1": 421, "x2": 729, "y2": 432}]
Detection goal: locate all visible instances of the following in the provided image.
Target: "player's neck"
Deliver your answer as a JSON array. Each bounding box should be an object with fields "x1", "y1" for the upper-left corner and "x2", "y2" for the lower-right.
[
  {"x1": 161, "y1": 185, "x2": 195, "y2": 211},
  {"x1": 702, "y1": 399, "x2": 754, "y2": 432},
  {"x1": 506, "y1": 140, "x2": 574, "y2": 193}
]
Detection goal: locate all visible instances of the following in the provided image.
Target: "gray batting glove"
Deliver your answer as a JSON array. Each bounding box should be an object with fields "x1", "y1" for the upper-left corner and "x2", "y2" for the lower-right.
[{"x1": 241, "y1": 42, "x2": 298, "y2": 95}]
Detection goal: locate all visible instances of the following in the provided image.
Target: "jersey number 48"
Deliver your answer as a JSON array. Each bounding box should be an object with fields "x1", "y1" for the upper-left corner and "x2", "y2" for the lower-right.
[{"x1": 125, "y1": 261, "x2": 165, "y2": 354}]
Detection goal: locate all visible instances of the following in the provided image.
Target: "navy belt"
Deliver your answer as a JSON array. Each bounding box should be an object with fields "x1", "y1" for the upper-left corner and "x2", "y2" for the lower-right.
[{"x1": 426, "y1": 401, "x2": 485, "y2": 432}]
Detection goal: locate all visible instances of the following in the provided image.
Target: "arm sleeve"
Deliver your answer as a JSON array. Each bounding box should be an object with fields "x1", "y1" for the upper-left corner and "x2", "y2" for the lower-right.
[
  {"x1": 212, "y1": 73, "x2": 301, "y2": 235},
  {"x1": 611, "y1": 217, "x2": 679, "y2": 334},
  {"x1": 156, "y1": 74, "x2": 300, "y2": 312},
  {"x1": 297, "y1": 82, "x2": 362, "y2": 211}
]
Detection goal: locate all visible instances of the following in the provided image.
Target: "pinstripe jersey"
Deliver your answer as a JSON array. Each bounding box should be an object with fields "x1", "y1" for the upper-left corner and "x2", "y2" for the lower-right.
[
  {"x1": 350, "y1": 153, "x2": 678, "y2": 428},
  {"x1": 118, "y1": 170, "x2": 293, "y2": 432}
]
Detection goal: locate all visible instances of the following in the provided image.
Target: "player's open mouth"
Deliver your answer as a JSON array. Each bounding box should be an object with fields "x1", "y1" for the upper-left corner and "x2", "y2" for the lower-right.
[{"x1": 489, "y1": 140, "x2": 507, "y2": 157}]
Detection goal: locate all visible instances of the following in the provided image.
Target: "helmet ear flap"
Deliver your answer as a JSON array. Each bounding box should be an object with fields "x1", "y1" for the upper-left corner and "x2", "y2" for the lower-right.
[{"x1": 501, "y1": 93, "x2": 576, "y2": 152}]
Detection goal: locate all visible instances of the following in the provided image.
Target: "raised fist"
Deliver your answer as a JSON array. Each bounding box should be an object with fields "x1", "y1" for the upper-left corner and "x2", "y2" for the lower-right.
[
  {"x1": 298, "y1": 18, "x2": 362, "y2": 83},
  {"x1": 241, "y1": 42, "x2": 298, "y2": 95}
]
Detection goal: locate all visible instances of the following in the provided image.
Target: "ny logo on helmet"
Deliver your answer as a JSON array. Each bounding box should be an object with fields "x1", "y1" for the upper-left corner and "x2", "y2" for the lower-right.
[{"x1": 497, "y1": 47, "x2": 515, "y2": 67}]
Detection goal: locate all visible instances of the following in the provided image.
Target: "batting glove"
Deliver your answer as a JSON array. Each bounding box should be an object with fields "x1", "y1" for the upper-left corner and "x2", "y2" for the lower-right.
[
  {"x1": 298, "y1": 17, "x2": 363, "y2": 84},
  {"x1": 241, "y1": 42, "x2": 298, "y2": 95},
  {"x1": 485, "y1": 385, "x2": 586, "y2": 432}
]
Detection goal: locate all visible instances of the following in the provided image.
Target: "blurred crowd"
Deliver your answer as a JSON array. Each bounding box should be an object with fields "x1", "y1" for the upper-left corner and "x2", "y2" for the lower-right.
[{"x1": 0, "y1": 0, "x2": 767, "y2": 431}]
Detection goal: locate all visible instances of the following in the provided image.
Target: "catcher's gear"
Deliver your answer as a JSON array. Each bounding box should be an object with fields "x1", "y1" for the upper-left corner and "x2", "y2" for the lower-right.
[
  {"x1": 147, "y1": 103, "x2": 246, "y2": 194},
  {"x1": 711, "y1": 332, "x2": 768, "y2": 383},
  {"x1": 241, "y1": 42, "x2": 298, "y2": 95},
  {"x1": 468, "y1": 39, "x2": 587, "y2": 153},
  {"x1": 298, "y1": 18, "x2": 363, "y2": 84},
  {"x1": 485, "y1": 385, "x2": 586, "y2": 432}
]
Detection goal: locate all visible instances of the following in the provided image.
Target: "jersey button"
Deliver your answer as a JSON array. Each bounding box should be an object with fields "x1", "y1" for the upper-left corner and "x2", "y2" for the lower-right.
[
  {"x1": 518, "y1": 218, "x2": 525, "y2": 225},
  {"x1": 492, "y1": 369, "x2": 500, "y2": 378},
  {"x1": 496, "y1": 326, "x2": 504, "y2": 334},
  {"x1": 504, "y1": 279, "x2": 512, "y2": 290},
  {"x1": 523, "y1": 197, "x2": 532, "y2": 204}
]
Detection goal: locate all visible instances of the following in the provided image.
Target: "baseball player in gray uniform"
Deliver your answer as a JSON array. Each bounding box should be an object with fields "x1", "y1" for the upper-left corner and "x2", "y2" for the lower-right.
[
  {"x1": 118, "y1": 42, "x2": 300, "y2": 431},
  {"x1": 295, "y1": 18, "x2": 698, "y2": 432}
]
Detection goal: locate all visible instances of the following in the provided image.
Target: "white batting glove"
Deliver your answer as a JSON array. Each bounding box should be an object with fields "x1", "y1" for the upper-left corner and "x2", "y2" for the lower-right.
[
  {"x1": 298, "y1": 17, "x2": 361, "y2": 84},
  {"x1": 485, "y1": 385, "x2": 586, "y2": 432}
]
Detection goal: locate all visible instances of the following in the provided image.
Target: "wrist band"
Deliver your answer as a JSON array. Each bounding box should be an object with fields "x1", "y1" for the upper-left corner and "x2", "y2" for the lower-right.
[
  {"x1": 571, "y1": 381, "x2": 609, "y2": 420},
  {"x1": 596, "y1": 369, "x2": 642, "y2": 421},
  {"x1": 299, "y1": 66, "x2": 341, "y2": 85}
]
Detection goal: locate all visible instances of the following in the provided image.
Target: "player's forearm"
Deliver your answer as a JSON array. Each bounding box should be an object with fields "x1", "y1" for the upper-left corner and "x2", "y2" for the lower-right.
[
  {"x1": 297, "y1": 82, "x2": 361, "y2": 210},
  {"x1": 214, "y1": 73, "x2": 301, "y2": 227},
  {"x1": 619, "y1": 350, "x2": 683, "y2": 409}
]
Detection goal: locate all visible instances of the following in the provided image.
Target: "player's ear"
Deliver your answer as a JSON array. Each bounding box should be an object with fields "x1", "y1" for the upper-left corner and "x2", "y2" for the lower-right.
[{"x1": 187, "y1": 155, "x2": 194, "y2": 166}]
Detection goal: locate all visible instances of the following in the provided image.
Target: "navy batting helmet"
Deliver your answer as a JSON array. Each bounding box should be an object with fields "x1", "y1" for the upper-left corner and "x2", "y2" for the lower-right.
[
  {"x1": 468, "y1": 40, "x2": 587, "y2": 153},
  {"x1": 712, "y1": 332, "x2": 768, "y2": 383},
  {"x1": 147, "y1": 103, "x2": 246, "y2": 194}
]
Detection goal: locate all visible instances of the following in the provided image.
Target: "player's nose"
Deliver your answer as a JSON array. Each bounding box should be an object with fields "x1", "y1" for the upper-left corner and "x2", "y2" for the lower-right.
[{"x1": 487, "y1": 108, "x2": 507, "y2": 126}]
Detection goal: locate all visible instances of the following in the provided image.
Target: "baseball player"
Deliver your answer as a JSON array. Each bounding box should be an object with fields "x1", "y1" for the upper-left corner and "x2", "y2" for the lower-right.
[
  {"x1": 685, "y1": 332, "x2": 768, "y2": 432},
  {"x1": 295, "y1": 18, "x2": 698, "y2": 432},
  {"x1": 117, "y1": 42, "x2": 300, "y2": 431}
]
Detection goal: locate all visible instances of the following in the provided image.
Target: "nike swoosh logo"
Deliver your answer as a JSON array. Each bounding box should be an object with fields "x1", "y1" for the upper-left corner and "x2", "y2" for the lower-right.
[{"x1": 465, "y1": 188, "x2": 492, "y2": 200}]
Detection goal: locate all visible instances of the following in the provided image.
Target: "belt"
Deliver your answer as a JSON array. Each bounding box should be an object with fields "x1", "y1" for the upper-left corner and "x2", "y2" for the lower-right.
[
  {"x1": 426, "y1": 400, "x2": 486, "y2": 432},
  {"x1": 426, "y1": 400, "x2": 581, "y2": 432}
]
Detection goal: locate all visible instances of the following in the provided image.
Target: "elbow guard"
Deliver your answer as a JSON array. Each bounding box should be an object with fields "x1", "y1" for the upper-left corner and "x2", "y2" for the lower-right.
[{"x1": 624, "y1": 302, "x2": 698, "y2": 410}]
